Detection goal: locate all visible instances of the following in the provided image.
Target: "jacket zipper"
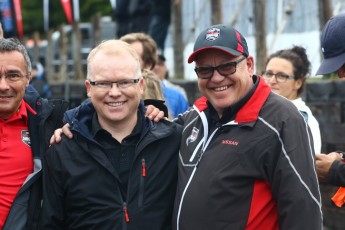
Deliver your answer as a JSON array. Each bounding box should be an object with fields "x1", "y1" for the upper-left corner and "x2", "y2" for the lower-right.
[
  {"x1": 177, "y1": 127, "x2": 219, "y2": 230},
  {"x1": 138, "y1": 158, "x2": 146, "y2": 207},
  {"x1": 123, "y1": 202, "x2": 130, "y2": 223}
]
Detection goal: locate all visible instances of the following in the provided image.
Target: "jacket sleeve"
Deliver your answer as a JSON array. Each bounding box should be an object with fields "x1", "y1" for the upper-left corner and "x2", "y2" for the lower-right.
[
  {"x1": 40, "y1": 145, "x2": 65, "y2": 229},
  {"x1": 268, "y1": 115, "x2": 323, "y2": 230},
  {"x1": 328, "y1": 160, "x2": 345, "y2": 186}
]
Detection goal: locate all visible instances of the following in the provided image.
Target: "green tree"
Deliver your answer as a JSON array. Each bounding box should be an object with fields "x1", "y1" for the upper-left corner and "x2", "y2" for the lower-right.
[{"x1": 22, "y1": 1, "x2": 113, "y2": 35}]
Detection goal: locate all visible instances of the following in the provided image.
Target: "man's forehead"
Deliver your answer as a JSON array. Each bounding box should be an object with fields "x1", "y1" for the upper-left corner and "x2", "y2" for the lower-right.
[
  {"x1": 0, "y1": 51, "x2": 26, "y2": 68},
  {"x1": 194, "y1": 49, "x2": 237, "y2": 62}
]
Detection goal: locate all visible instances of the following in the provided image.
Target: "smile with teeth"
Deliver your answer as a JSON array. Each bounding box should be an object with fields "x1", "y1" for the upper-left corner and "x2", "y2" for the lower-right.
[
  {"x1": 213, "y1": 86, "x2": 229, "y2": 91},
  {"x1": 107, "y1": 101, "x2": 124, "y2": 107}
]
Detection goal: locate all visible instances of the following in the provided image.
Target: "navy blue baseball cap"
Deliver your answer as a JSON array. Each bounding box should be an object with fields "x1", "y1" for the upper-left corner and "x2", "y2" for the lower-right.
[
  {"x1": 188, "y1": 24, "x2": 249, "y2": 63},
  {"x1": 316, "y1": 13, "x2": 345, "y2": 75}
]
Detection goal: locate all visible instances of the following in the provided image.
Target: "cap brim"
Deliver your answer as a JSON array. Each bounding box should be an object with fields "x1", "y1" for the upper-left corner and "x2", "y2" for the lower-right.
[
  {"x1": 316, "y1": 52, "x2": 345, "y2": 75},
  {"x1": 188, "y1": 46, "x2": 242, "y2": 63}
]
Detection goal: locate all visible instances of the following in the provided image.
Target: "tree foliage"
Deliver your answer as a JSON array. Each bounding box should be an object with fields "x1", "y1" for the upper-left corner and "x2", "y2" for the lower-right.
[{"x1": 22, "y1": 1, "x2": 113, "y2": 35}]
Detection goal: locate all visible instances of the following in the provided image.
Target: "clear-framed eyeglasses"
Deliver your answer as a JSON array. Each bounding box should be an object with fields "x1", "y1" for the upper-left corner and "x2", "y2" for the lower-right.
[
  {"x1": 88, "y1": 78, "x2": 140, "y2": 90},
  {"x1": 0, "y1": 71, "x2": 28, "y2": 82},
  {"x1": 262, "y1": 71, "x2": 297, "y2": 83}
]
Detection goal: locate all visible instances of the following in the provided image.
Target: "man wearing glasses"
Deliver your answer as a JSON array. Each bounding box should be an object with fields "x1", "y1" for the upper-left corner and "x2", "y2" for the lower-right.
[
  {"x1": 0, "y1": 38, "x2": 67, "y2": 229},
  {"x1": 40, "y1": 40, "x2": 182, "y2": 229},
  {"x1": 172, "y1": 24, "x2": 322, "y2": 229}
]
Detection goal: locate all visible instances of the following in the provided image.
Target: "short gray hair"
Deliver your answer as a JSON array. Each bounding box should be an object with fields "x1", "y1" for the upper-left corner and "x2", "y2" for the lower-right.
[{"x1": 0, "y1": 38, "x2": 32, "y2": 74}]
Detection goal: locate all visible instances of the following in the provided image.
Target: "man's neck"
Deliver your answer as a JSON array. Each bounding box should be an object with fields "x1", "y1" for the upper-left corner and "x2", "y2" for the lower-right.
[{"x1": 98, "y1": 114, "x2": 138, "y2": 143}]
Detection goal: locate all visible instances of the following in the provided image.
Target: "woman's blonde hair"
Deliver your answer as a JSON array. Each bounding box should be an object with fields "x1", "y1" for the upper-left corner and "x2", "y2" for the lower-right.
[{"x1": 142, "y1": 69, "x2": 164, "y2": 100}]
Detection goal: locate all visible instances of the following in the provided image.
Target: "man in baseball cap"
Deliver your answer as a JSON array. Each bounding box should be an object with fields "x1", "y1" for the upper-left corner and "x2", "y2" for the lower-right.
[
  {"x1": 48, "y1": 24, "x2": 323, "y2": 230},
  {"x1": 173, "y1": 24, "x2": 322, "y2": 230},
  {"x1": 315, "y1": 13, "x2": 345, "y2": 212},
  {"x1": 188, "y1": 24, "x2": 249, "y2": 63},
  {"x1": 316, "y1": 13, "x2": 345, "y2": 77}
]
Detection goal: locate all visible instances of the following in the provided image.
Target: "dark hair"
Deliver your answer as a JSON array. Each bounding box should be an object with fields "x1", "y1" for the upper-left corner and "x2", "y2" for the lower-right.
[
  {"x1": 0, "y1": 38, "x2": 32, "y2": 74},
  {"x1": 265, "y1": 45, "x2": 310, "y2": 96}
]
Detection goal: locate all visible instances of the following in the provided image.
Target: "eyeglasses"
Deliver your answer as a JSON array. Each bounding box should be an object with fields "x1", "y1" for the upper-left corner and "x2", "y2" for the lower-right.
[
  {"x1": 262, "y1": 71, "x2": 296, "y2": 83},
  {"x1": 194, "y1": 56, "x2": 246, "y2": 79},
  {"x1": 0, "y1": 71, "x2": 27, "y2": 82},
  {"x1": 89, "y1": 79, "x2": 140, "y2": 90}
]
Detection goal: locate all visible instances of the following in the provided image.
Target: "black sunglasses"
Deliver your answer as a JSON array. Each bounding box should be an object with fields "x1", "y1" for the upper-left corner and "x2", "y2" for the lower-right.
[{"x1": 194, "y1": 56, "x2": 246, "y2": 79}]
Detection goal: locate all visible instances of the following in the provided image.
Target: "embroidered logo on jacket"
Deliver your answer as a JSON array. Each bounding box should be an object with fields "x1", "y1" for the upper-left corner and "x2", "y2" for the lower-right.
[
  {"x1": 222, "y1": 140, "x2": 239, "y2": 146},
  {"x1": 21, "y1": 130, "x2": 31, "y2": 147},
  {"x1": 186, "y1": 127, "x2": 199, "y2": 146}
]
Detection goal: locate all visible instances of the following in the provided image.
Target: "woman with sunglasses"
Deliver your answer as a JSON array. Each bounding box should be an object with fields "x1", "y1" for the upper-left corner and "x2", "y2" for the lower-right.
[{"x1": 263, "y1": 46, "x2": 321, "y2": 154}]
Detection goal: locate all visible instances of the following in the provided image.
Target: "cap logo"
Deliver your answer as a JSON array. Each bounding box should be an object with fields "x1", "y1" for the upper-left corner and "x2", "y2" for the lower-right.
[{"x1": 206, "y1": 28, "x2": 220, "y2": 41}]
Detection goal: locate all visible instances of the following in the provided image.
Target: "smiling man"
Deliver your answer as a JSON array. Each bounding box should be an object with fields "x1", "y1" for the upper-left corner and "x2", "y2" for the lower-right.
[
  {"x1": 40, "y1": 40, "x2": 182, "y2": 229},
  {"x1": 172, "y1": 24, "x2": 322, "y2": 230},
  {"x1": 0, "y1": 38, "x2": 67, "y2": 230}
]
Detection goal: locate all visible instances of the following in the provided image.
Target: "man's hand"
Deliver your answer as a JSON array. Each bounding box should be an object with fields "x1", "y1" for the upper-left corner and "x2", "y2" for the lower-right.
[
  {"x1": 145, "y1": 105, "x2": 166, "y2": 122},
  {"x1": 315, "y1": 152, "x2": 342, "y2": 182},
  {"x1": 49, "y1": 123, "x2": 73, "y2": 145}
]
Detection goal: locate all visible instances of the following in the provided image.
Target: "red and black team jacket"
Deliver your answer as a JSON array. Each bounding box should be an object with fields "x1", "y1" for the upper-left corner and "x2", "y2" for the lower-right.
[{"x1": 173, "y1": 76, "x2": 322, "y2": 230}]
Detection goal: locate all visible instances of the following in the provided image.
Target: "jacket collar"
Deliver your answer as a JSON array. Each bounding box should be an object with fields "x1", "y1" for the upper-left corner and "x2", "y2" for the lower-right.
[{"x1": 193, "y1": 75, "x2": 271, "y2": 123}]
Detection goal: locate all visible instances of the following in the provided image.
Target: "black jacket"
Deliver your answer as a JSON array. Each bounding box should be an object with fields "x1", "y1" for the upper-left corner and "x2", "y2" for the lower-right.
[
  {"x1": 3, "y1": 85, "x2": 67, "y2": 230},
  {"x1": 41, "y1": 101, "x2": 182, "y2": 230},
  {"x1": 173, "y1": 76, "x2": 322, "y2": 230}
]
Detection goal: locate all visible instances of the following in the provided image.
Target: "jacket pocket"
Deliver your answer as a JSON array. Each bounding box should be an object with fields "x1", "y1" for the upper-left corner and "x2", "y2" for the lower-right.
[{"x1": 138, "y1": 158, "x2": 146, "y2": 207}]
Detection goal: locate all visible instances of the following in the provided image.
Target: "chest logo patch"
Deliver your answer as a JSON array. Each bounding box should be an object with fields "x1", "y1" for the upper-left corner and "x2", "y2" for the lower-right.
[
  {"x1": 21, "y1": 130, "x2": 31, "y2": 147},
  {"x1": 186, "y1": 127, "x2": 199, "y2": 146}
]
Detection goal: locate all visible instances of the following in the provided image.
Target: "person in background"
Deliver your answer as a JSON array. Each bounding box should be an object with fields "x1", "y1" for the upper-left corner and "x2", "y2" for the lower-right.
[
  {"x1": 29, "y1": 61, "x2": 52, "y2": 99},
  {"x1": 0, "y1": 38, "x2": 67, "y2": 229},
  {"x1": 315, "y1": 13, "x2": 345, "y2": 186},
  {"x1": 114, "y1": 0, "x2": 171, "y2": 53},
  {"x1": 142, "y1": 68, "x2": 169, "y2": 118},
  {"x1": 153, "y1": 54, "x2": 188, "y2": 101},
  {"x1": 40, "y1": 40, "x2": 182, "y2": 229},
  {"x1": 142, "y1": 68, "x2": 164, "y2": 101},
  {"x1": 121, "y1": 32, "x2": 189, "y2": 118},
  {"x1": 147, "y1": 0, "x2": 171, "y2": 53},
  {"x1": 314, "y1": 14, "x2": 345, "y2": 221},
  {"x1": 120, "y1": 32, "x2": 157, "y2": 70},
  {"x1": 313, "y1": 13, "x2": 345, "y2": 230},
  {"x1": 263, "y1": 46, "x2": 322, "y2": 153},
  {"x1": 114, "y1": 0, "x2": 151, "y2": 38}
]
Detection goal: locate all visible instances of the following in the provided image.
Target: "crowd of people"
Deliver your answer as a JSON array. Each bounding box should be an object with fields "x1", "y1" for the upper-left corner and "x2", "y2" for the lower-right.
[{"x1": 1, "y1": 8, "x2": 345, "y2": 230}]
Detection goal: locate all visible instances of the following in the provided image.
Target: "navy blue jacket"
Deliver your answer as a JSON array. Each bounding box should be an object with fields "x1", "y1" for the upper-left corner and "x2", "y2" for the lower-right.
[{"x1": 41, "y1": 101, "x2": 182, "y2": 230}]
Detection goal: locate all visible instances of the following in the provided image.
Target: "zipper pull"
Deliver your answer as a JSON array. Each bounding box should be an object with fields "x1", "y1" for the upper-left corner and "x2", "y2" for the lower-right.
[
  {"x1": 141, "y1": 158, "x2": 146, "y2": 177},
  {"x1": 123, "y1": 203, "x2": 130, "y2": 222}
]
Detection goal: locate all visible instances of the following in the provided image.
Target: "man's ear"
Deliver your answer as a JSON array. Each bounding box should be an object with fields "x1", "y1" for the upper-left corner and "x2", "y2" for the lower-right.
[
  {"x1": 85, "y1": 80, "x2": 92, "y2": 97},
  {"x1": 139, "y1": 77, "x2": 145, "y2": 94},
  {"x1": 25, "y1": 72, "x2": 32, "y2": 87}
]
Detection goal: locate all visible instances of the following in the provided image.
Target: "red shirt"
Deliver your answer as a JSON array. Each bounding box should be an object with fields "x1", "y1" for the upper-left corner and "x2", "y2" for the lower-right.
[{"x1": 0, "y1": 100, "x2": 33, "y2": 228}]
